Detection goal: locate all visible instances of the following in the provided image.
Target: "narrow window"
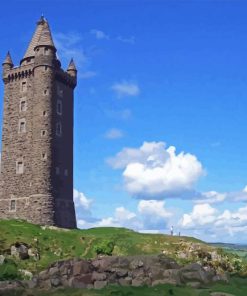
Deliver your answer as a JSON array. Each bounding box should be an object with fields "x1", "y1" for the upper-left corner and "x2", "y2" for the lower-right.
[
  {"x1": 56, "y1": 122, "x2": 62, "y2": 136},
  {"x1": 44, "y1": 89, "x2": 48, "y2": 95},
  {"x1": 20, "y1": 100, "x2": 27, "y2": 112},
  {"x1": 16, "y1": 161, "x2": 24, "y2": 174},
  {"x1": 43, "y1": 111, "x2": 47, "y2": 116},
  {"x1": 10, "y1": 200, "x2": 16, "y2": 211},
  {"x1": 42, "y1": 153, "x2": 47, "y2": 160},
  {"x1": 57, "y1": 100, "x2": 62, "y2": 115},
  {"x1": 19, "y1": 119, "x2": 26, "y2": 133},
  {"x1": 41, "y1": 130, "x2": 47, "y2": 137},
  {"x1": 57, "y1": 85, "x2": 63, "y2": 97},
  {"x1": 64, "y1": 169, "x2": 68, "y2": 176},
  {"x1": 44, "y1": 47, "x2": 49, "y2": 55},
  {"x1": 21, "y1": 82, "x2": 27, "y2": 92},
  {"x1": 56, "y1": 167, "x2": 60, "y2": 175}
]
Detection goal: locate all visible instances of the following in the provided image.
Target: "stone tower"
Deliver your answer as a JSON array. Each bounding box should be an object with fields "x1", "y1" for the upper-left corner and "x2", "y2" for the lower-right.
[{"x1": 0, "y1": 17, "x2": 77, "y2": 228}]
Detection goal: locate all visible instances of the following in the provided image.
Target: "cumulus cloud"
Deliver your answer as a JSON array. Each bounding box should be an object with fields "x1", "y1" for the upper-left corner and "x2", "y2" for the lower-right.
[
  {"x1": 180, "y1": 203, "x2": 218, "y2": 228},
  {"x1": 137, "y1": 200, "x2": 172, "y2": 230},
  {"x1": 230, "y1": 186, "x2": 247, "y2": 202},
  {"x1": 104, "y1": 128, "x2": 124, "y2": 139},
  {"x1": 73, "y1": 189, "x2": 92, "y2": 210},
  {"x1": 111, "y1": 81, "x2": 140, "y2": 97},
  {"x1": 73, "y1": 189, "x2": 97, "y2": 224},
  {"x1": 195, "y1": 191, "x2": 226, "y2": 204},
  {"x1": 107, "y1": 141, "x2": 204, "y2": 199},
  {"x1": 77, "y1": 199, "x2": 172, "y2": 232},
  {"x1": 179, "y1": 202, "x2": 247, "y2": 242},
  {"x1": 78, "y1": 206, "x2": 142, "y2": 230},
  {"x1": 90, "y1": 29, "x2": 110, "y2": 40}
]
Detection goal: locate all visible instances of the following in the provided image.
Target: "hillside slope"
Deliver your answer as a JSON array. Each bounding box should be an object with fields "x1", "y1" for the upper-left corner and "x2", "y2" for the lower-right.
[{"x1": 0, "y1": 219, "x2": 246, "y2": 279}]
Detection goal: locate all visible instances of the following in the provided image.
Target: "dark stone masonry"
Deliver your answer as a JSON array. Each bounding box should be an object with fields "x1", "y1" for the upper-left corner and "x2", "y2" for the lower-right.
[
  {"x1": 0, "y1": 255, "x2": 229, "y2": 292},
  {"x1": 0, "y1": 17, "x2": 77, "y2": 228}
]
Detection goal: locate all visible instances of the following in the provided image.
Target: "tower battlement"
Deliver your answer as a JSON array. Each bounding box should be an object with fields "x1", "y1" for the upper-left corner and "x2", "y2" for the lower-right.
[{"x1": 0, "y1": 17, "x2": 77, "y2": 228}]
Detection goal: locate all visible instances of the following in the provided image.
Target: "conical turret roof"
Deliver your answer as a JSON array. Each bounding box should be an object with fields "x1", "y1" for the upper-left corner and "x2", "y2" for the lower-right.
[
  {"x1": 23, "y1": 16, "x2": 56, "y2": 60},
  {"x1": 67, "y1": 58, "x2": 77, "y2": 71},
  {"x1": 3, "y1": 51, "x2": 13, "y2": 65}
]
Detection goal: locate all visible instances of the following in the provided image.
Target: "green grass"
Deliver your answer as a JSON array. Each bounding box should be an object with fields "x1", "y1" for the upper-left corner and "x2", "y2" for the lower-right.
[
  {"x1": 0, "y1": 219, "x2": 204, "y2": 273},
  {"x1": 3, "y1": 277, "x2": 247, "y2": 296}
]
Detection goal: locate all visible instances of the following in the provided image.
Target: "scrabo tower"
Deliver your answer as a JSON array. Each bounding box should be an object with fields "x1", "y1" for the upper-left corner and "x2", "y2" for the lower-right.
[{"x1": 0, "y1": 17, "x2": 77, "y2": 228}]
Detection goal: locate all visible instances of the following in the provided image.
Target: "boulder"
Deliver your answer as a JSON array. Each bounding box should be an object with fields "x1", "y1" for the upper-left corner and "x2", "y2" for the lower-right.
[{"x1": 10, "y1": 242, "x2": 29, "y2": 260}]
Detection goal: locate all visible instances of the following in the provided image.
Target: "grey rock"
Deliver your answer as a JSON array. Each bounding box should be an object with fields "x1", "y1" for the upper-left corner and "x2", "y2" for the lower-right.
[
  {"x1": 51, "y1": 277, "x2": 61, "y2": 287},
  {"x1": 94, "y1": 280, "x2": 108, "y2": 289},
  {"x1": 0, "y1": 255, "x2": 5, "y2": 265},
  {"x1": 10, "y1": 243, "x2": 29, "y2": 260},
  {"x1": 186, "y1": 281, "x2": 201, "y2": 288},
  {"x1": 132, "y1": 277, "x2": 151, "y2": 287},
  {"x1": 92, "y1": 271, "x2": 107, "y2": 281},
  {"x1": 119, "y1": 277, "x2": 132, "y2": 286}
]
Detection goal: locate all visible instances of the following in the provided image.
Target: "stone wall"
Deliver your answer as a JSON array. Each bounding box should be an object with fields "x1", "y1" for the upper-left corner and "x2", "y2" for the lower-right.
[{"x1": 27, "y1": 255, "x2": 228, "y2": 290}]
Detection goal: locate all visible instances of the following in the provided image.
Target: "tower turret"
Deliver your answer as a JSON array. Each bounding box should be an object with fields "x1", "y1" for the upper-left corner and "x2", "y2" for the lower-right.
[
  {"x1": 21, "y1": 16, "x2": 56, "y2": 66},
  {"x1": 2, "y1": 51, "x2": 14, "y2": 78},
  {"x1": 67, "y1": 58, "x2": 77, "y2": 76}
]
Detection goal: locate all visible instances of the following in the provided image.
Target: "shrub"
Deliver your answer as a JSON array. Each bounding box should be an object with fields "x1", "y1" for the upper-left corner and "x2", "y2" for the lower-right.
[
  {"x1": 0, "y1": 260, "x2": 20, "y2": 281},
  {"x1": 93, "y1": 240, "x2": 115, "y2": 256}
]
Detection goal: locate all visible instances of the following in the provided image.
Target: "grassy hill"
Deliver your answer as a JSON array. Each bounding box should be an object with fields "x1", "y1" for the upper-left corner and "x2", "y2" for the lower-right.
[
  {"x1": 0, "y1": 219, "x2": 204, "y2": 274},
  {"x1": 1, "y1": 220, "x2": 247, "y2": 295}
]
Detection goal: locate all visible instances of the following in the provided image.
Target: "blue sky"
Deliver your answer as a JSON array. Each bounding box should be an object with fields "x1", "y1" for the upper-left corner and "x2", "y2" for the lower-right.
[{"x1": 1, "y1": 0, "x2": 247, "y2": 243}]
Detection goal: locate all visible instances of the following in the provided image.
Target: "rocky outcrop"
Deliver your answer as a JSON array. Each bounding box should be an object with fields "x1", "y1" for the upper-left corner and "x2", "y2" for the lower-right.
[
  {"x1": 0, "y1": 254, "x2": 228, "y2": 292},
  {"x1": 9, "y1": 242, "x2": 40, "y2": 261}
]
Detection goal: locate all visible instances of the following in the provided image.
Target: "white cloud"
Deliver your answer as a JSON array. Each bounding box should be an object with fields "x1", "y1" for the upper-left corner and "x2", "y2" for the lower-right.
[
  {"x1": 178, "y1": 203, "x2": 247, "y2": 242},
  {"x1": 195, "y1": 191, "x2": 226, "y2": 204},
  {"x1": 107, "y1": 141, "x2": 204, "y2": 199},
  {"x1": 104, "y1": 128, "x2": 124, "y2": 139},
  {"x1": 233, "y1": 186, "x2": 247, "y2": 201},
  {"x1": 73, "y1": 189, "x2": 92, "y2": 210},
  {"x1": 180, "y1": 203, "x2": 218, "y2": 228},
  {"x1": 77, "y1": 200, "x2": 172, "y2": 232},
  {"x1": 73, "y1": 189, "x2": 96, "y2": 224},
  {"x1": 90, "y1": 29, "x2": 110, "y2": 40},
  {"x1": 111, "y1": 81, "x2": 140, "y2": 97},
  {"x1": 138, "y1": 200, "x2": 171, "y2": 219}
]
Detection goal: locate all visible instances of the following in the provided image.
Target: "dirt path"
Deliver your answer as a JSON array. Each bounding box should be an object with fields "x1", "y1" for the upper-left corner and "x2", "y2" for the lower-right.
[{"x1": 81, "y1": 238, "x2": 95, "y2": 257}]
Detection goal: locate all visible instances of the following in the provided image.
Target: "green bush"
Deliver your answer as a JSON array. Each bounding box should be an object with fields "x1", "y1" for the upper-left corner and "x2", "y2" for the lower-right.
[
  {"x1": 0, "y1": 260, "x2": 20, "y2": 281},
  {"x1": 93, "y1": 240, "x2": 115, "y2": 256}
]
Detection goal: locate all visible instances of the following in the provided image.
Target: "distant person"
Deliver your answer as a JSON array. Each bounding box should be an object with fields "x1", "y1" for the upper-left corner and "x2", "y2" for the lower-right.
[{"x1": 170, "y1": 226, "x2": 174, "y2": 236}]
